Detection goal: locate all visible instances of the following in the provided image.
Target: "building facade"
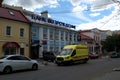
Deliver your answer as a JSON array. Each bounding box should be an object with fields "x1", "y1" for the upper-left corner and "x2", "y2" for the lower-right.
[
  {"x1": 0, "y1": 7, "x2": 30, "y2": 57},
  {"x1": 80, "y1": 28, "x2": 101, "y2": 54},
  {"x1": 24, "y1": 11, "x2": 78, "y2": 58},
  {"x1": 1, "y1": 4, "x2": 78, "y2": 58},
  {"x1": 80, "y1": 34, "x2": 94, "y2": 53},
  {"x1": 100, "y1": 30, "x2": 112, "y2": 41},
  {"x1": 80, "y1": 28, "x2": 113, "y2": 55},
  {"x1": 100, "y1": 30, "x2": 112, "y2": 54}
]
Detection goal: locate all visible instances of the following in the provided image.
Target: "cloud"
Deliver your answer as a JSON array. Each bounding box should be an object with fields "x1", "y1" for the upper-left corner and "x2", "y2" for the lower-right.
[
  {"x1": 77, "y1": 5, "x2": 120, "y2": 31},
  {"x1": 72, "y1": 5, "x2": 87, "y2": 12},
  {"x1": 69, "y1": 0, "x2": 118, "y2": 11},
  {"x1": 2, "y1": 0, "x2": 120, "y2": 31},
  {"x1": 69, "y1": 0, "x2": 94, "y2": 6},
  {"x1": 70, "y1": 0, "x2": 93, "y2": 22},
  {"x1": 91, "y1": 0, "x2": 114, "y2": 9},
  {"x1": 89, "y1": 13, "x2": 101, "y2": 17},
  {"x1": 69, "y1": 0, "x2": 82, "y2": 6},
  {"x1": 75, "y1": 0, "x2": 120, "y2": 31},
  {"x1": 72, "y1": 5, "x2": 93, "y2": 22},
  {"x1": 3, "y1": 0, "x2": 58, "y2": 11}
]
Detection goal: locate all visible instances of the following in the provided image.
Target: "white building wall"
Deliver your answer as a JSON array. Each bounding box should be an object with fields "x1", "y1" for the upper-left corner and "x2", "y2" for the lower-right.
[
  {"x1": 39, "y1": 27, "x2": 43, "y2": 58},
  {"x1": 47, "y1": 28, "x2": 49, "y2": 51},
  {"x1": 82, "y1": 32, "x2": 94, "y2": 39},
  {"x1": 26, "y1": 14, "x2": 78, "y2": 58}
]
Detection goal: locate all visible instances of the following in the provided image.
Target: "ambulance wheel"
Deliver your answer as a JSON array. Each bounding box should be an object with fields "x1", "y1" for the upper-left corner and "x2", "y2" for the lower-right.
[
  {"x1": 70, "y1": 60, "x2": 73, "y2": 65},
  {"x1": 83, "y1": 58, "x2": 88, "y2": 63},
  {"x1": 57, "y1": 63, "x2": 62, "y2": 66}
]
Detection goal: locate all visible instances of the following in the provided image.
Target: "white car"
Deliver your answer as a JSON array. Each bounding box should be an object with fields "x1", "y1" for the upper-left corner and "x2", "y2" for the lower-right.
[{"x1": 0, "y1": 55, "x2": 39, "y2": 74}]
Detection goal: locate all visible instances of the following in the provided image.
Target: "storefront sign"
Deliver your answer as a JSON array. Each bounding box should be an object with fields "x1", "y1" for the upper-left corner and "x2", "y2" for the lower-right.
[{"x1": 31, "y1": 14, "x2": 76, "y2": 29}]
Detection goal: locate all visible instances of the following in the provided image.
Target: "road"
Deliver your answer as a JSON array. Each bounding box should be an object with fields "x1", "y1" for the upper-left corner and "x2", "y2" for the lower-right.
[{"x1": 0, "y1": 58, "x2": 120, "y2": 80}]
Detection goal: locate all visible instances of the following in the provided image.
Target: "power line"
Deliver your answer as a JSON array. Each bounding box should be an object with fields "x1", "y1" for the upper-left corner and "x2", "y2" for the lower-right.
[{"x1": 101, "y1": 0, "x2": 120, "y2": 28}]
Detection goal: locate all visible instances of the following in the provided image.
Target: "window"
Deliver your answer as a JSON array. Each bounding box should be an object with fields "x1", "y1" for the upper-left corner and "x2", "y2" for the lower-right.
[
  {"x1": 65, "y1": 32, "x2": 68, "y2": 41},
  {"x1": 55, "y1": 30, "x2": 59, "y2": 40},
  {"x1": 61, "y1": 31, "x2": 64, "y2": 41},
  {"x1": 20, "y1": 48, "x2": 24, "y2": 55},
  {"x1": 69, "y1": 33, "x2": 72, "y2": 41},
  {"x1": 43, "y1": 28, "x2": 48, "y2": 39},
  {"x1": 31, "y1": 27, "x2": 38, "y2": 38},
  {"x1": 50, "y1": 41, "x2": 54, "y2": 51},
  {"x1": 7, "y1": 56, "x2": 19, "y2": 60},
  {"x1": 43, "y1": 45, "x2": 47, "y2": 51},
  {"x1": 4, "y1": 47, "x2": 16, "y2": 55},
  {"x1": 49, "y1": 29, "x2": 54, "y2": 40},
  {"x1": 71, "y1": 50, "x2": 76, "y2": 56},
  {"x1": 60, "y1": 49, "x2": 72, "y2": 55},
  {"x1": 74, "y1": 33, "x2": 77, "y2": 41},
  {"x1": 6, "y1": 26, "x2": 11, "y2": 36},
  {"x1": 20, "y1": 28, "x2": 24, "y2": 37},
  {"x1": 7, "y1": 56, "x2": 30, "y2": 60},
  {"x1": 9, "y1": 11, "x2": 15, "y2": 16},
  {"x1": 50, "y1": 46, "x2": 53, "y2": 51},
  {"x1": 17, "y1": 56, "x2": 30, "y2": 60}
]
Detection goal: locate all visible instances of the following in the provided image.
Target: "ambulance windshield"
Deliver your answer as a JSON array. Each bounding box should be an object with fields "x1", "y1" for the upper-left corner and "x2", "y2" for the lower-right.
[{"x1": 60, "y1": 49, "x2": 73, "y2": 55}]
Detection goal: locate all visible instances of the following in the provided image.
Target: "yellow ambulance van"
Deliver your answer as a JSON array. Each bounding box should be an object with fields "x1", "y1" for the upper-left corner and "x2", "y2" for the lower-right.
[{"x1": 55, "y1": 44, "x2": 89, "y2": 65}]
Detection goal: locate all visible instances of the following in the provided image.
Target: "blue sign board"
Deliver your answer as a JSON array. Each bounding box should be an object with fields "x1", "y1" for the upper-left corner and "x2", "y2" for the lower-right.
[{"x1": 31, "y1": 14, "x2": 76, "y2": 29}]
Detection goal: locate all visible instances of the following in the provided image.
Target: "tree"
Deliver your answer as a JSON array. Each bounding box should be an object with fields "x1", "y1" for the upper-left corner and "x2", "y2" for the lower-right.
[{"x1": 103, "y1": 34, "x2": 120, "y2": 52}]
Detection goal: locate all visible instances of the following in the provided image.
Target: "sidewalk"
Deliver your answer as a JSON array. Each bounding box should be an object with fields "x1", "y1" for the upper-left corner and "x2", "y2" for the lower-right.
[{"x1": 36, "y1": 59, "x2": 55, "y2": 66}]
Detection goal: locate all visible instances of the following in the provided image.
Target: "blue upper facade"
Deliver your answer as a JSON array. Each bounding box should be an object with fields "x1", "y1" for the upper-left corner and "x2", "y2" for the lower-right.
[{"x1": 31, "y1": 26, "x2": 39, "y2": 42}]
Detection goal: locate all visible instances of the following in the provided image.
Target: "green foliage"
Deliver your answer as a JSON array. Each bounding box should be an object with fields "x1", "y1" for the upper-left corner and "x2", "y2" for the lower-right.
[{"x1": 103, "y1": 34, "x2": 120, "y2": 52}]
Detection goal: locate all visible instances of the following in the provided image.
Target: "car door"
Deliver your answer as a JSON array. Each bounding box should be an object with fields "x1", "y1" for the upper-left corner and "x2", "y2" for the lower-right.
[
  {"x1": 7, "y1": 56, "x2": 24, "y2": 70},
  {"x1": 18, "y1": 56, "x2": 33, "y2": 69}
]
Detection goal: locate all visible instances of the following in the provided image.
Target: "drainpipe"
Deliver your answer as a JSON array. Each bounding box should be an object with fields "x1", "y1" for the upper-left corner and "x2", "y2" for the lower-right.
[{"x1": 29, "y1": 22, "x2": 32, "y2": 58}]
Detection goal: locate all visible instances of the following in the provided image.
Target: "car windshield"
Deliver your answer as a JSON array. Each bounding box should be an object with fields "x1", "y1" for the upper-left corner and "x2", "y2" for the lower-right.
[{"x1": 60, "y1": 49, "x2": 73, "y2": 55}]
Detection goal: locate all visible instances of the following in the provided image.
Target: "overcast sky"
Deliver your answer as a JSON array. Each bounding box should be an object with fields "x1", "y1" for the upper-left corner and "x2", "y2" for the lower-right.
[{"x1": 2, "y1": 0, "x2": 120, "y2": 31}]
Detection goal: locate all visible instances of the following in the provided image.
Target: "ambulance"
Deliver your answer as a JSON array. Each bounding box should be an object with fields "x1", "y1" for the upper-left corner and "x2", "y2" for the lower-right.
[{"x1": 55, "y1": 44, "x2": 89, "y2": 65}]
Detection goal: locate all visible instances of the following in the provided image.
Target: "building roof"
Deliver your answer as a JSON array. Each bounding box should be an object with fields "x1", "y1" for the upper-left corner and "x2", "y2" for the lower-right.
[
  {"x1": 80, "y1": 30, "x2": 92, "y2": 33},
  {"x1": 80, "y1": 28, "x2": 111, "y2": 33},
  {"x1": 1, "y1": 5, "x2": 77, "y2": 30},
  {"x1": 80, "y1": 34, "x2": 93, "y2": 40},
  {"x1": 0, "y1": 7, "x2": 29, "y2": 23}
]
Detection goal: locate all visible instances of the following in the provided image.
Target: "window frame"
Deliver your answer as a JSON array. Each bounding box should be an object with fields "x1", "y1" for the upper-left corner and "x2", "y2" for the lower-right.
[
  {"x1": 6, "y1": 26, "x2": 12, "y2": 36},
  {"x1": 20, "y1": 28, "x2": 25, "y2": 37},
  {"x1": 20, "y1": 48, "x2": 24, "y2": 55},
  {"x1": 71, "y1": 50, "x2": 76, "y2": 57},
  {"x1": 43, "y1": 28, "x2": 48, "y2": 39}
]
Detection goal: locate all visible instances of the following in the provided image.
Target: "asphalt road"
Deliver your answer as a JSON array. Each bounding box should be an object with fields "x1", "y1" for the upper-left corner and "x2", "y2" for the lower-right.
[{"x1": 0, "y1": 58, "x2": 120, "y2": 80}]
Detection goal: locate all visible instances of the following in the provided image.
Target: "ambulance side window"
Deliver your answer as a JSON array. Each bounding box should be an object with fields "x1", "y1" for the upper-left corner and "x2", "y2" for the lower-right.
[{"x1": 71, "y1": 50, "x2": 76, "y2": 56}]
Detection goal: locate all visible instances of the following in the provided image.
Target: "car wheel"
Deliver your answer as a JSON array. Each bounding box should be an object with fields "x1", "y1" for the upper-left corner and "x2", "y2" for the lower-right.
[
  {"x1": 32, "y1": 64, "x2": 38, "y2": 70},
  {"x1": 3, "y1": 66, "x2": 12, "y2": 74}
]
